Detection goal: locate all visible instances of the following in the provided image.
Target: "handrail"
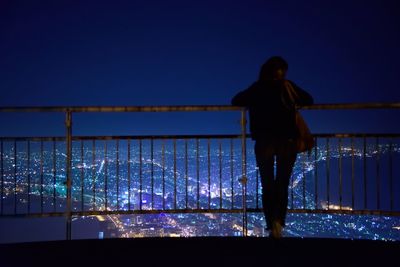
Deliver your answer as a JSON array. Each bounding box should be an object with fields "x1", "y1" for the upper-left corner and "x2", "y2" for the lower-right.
[
  {"x1": 0, "y1": 105, "x2": 242, "y2": 112},
  {"x1": 0, "y1": 133, "x2": 400, "y2": 141},
  {"x1": 0, "y1": 102, "x2": 400, "y2": 112},
  {"x1": 300, "y1": 102, "x2": 400, "y2": 110}
]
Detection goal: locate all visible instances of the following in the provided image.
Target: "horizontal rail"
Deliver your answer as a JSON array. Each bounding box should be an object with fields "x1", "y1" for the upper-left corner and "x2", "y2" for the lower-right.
[
  {"x1": 0, "y1": 106, "x2": 242, "y2": 113},
  {"x1": 1, "y1": 208, "x2": 399, "y2": 218},
  {"x1": 301, "y1": 103, "x2": 400, "y2": 110},
  {"x1": 1, "y1": 133, "x2": 400, "y2": 141},
  {"x1": 0, "y1": 102, "x2": 400, "y2": 113}
]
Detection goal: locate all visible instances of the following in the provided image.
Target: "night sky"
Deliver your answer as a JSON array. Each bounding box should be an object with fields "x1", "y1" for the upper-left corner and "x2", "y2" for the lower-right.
[{"x1": 0, "y1": 0, "x2": 399, "y2": 136}]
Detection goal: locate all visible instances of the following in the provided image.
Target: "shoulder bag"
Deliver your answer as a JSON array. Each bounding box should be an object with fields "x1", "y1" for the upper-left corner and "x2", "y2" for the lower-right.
[{"x1": 284, "y1": 81, "x2": 315, "y2": 153}]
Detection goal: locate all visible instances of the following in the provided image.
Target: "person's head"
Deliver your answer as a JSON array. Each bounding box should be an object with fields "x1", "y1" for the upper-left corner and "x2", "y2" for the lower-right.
[{"x1": 258, "y1": 56, "x2": 288, "y2": 81}]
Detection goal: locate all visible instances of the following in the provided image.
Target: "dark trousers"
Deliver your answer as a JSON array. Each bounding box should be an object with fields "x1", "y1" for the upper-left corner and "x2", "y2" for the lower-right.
[{"x1": 254, "y1": 138, "x2": 297, "y2": 230}]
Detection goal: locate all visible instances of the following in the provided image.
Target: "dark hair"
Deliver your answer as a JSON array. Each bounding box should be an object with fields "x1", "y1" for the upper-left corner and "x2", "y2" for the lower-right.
[{"x1": 258, "y1": 56, "x2": 288, "y2": 81}]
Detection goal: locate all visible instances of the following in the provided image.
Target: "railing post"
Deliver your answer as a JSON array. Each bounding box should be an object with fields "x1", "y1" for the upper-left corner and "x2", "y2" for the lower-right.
[
  {"x1": 65, "y1": 111, "x2": 73, "y2": 240},
  {"x1": 240, "y1": 109, "x2": 248, "y2": 236}
]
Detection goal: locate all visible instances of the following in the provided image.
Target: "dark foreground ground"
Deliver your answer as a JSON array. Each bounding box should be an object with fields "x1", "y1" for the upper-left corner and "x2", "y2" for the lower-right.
[{"x1": 0, "y1": 237, "x2": 399, "y2": 267}]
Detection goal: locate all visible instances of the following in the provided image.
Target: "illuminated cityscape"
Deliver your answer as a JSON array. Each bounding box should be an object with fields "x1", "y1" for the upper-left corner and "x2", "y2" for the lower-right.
[{"x1": 0, "y1": 138, "x2": 399, "y2": 241}]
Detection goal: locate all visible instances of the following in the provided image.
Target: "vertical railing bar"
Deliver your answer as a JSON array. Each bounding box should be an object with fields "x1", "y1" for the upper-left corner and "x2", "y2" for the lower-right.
[
  {"x1": 240, "y1": 109, "x2": 248, "y2": 236},
  {"x1": 291, "y1": 157, "x2": 294, "y2": 209},
  {"x1": 230, "y1": 139, "x2": 234, "y2": 210},
  {"x1": 139, "y1": 139, "x2": 142, "y2": 211},
  {"x1": 40, "y1": 140, "x2": 43, "y2": 214},
  {"x1": 256, "y1": 167, "x2": 259, "y2": 210},
  {"x1": 65, "y1": 111, "x2": 73, "y2": 240},
  {"x1": 326, "y1": 137, "x2": 330, "y2": 210},
  {"x1": 104, "y1": 141, "x2": 108, "y2": 211},
  {"x1": 339, "y1": 137, "x2": 342, "y2": 210},
  {"x1": 173, "y1": 139, "x2": 177, "y2": 210},
  {"x1": 0, "y1": 140, "x2": 2, "y2": 215},
  {"x1": 92, "y1": 140, "x2": 96, "y2": 211},
  {"x1": 363, "y1": 136, "x2": 367, "y2": 209},
  {"x1": 162, "y1": 140, "x2": 165, "y2": 210},
  {"x1": 389, "y1": 138, "x2": 393, "y2": 211},
  {"x1": 351, "y1": 137, "x2": 355, "y2": 210},
  {"x1": 53, "y1": 140, "x2": 56, "y2": 212},
  {"x1": 81, "y1": 140, "x2": 84, "y2": 212},
  {"x1": 302, "y1": 152, "x2": 306, "y2": 209},
  {"x1": 307, "y1": 148, "x2": 312, "y2": 208},
  {"x1": 308, "y1": 149, "x2": 312, "y2": 207},
  {"x1": 151, "y1": 138, "x2": 154, "y2": 210},
  {"x1": 208, "y1": 138, "x2": 211, "y2": 209},
  {"x1": 219, "y1": 139, "x2": 223, "y2": 209},
  {"x1": 127, "y1": 138, "x2": 131, "y2": 211},
  {"x1": 196, "y1": 138, "x2": 200, "y2": 209},
  {"x1": 376, "y1": 137, "x2": 380, "y2": 210},
  {"x1": 14, "y1": 140, "x2": 17, "y2": 215},
  {"x1": 116, "y1": 139, "x2": 120, "y2": 210},
  {"x1": 27, "y1": 140, "x2": 31, "y2": 214},
  {"x1": 185, "y1": 139, "x2": 188, "y2": 209},
  {"x1": 314, "y1": 137, "x2": 318, "y2": 210}
]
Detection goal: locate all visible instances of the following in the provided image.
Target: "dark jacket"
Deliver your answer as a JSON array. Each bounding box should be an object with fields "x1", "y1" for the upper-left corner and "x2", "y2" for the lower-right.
[{"x1": 231, "y1": 80, "x2": 313, "y2": 140}]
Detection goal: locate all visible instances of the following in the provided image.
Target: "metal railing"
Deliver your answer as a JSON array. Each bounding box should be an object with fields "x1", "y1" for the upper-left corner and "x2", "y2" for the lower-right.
[{"x1": 0, "y1": 103, "x2": 399, "y2": 239}]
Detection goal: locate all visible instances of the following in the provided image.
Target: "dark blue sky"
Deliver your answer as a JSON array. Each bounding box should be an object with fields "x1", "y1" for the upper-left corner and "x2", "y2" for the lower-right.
[{"x1": 0, "y1": 0, "x2": 399, "y2": 136}]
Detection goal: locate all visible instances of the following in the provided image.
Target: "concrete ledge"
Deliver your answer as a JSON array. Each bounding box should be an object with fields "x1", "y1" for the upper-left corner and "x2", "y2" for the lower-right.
[{"x1": 1, "y1": 237, "x2": 399, "y2": 267}]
